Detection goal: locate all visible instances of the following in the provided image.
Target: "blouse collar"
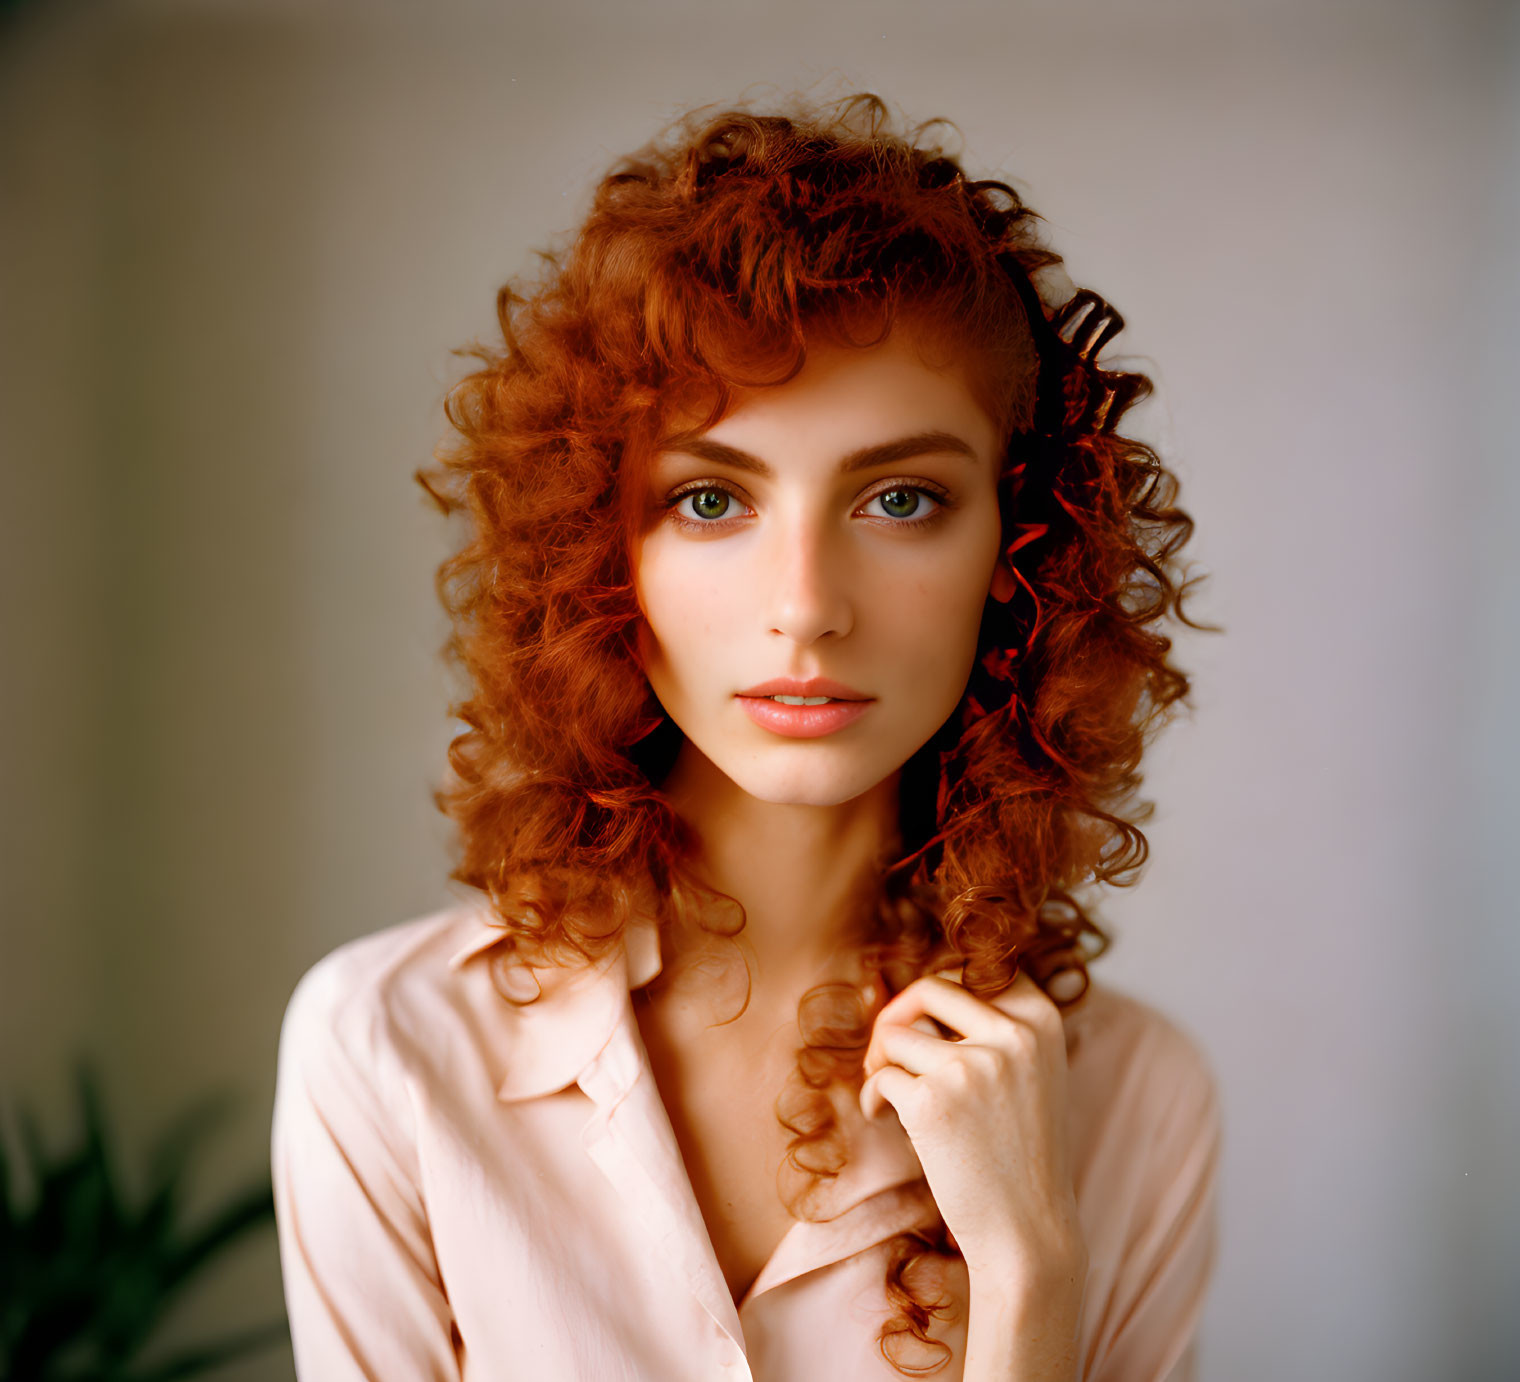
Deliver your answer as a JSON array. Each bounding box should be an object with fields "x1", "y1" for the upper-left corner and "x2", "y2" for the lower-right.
[
  {"x1": 444, "y1": 901, "x2": 938, "y2": 1312},
  {"x1": 446, "y1": 903, "x2": 925, "y2": 1178},
  {"x1": 447, "y1": 906, "x2": 665, "y2": 1103}
]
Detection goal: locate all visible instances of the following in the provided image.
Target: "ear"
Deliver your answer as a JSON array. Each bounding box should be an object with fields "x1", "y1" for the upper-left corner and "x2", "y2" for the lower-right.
[{"x1": 989, "y1": 555, "x2": 1018, "y2": 604}]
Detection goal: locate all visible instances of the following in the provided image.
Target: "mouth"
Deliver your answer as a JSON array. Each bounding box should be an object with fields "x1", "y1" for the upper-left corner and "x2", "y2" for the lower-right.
[
  {"x1": 734, "y1": 693, "x2": 875, "y2": 739},
  {"x1": 736, "y1": 676, "x2": 872, "y2": 701}
]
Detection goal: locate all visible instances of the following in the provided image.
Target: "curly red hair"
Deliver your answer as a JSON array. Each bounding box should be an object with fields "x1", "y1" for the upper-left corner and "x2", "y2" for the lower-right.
[{"x1": 418, "y1": 93, "x2": 1200, "y2": 1373}]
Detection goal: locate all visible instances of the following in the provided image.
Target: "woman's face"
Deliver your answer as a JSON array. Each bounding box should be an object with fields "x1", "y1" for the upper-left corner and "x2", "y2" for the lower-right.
[{"x1": 632, "y1": 329, "x2": 1012, "y2": 808}]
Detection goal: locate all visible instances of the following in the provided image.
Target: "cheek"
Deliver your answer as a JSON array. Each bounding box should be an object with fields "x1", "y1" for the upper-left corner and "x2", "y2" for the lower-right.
[
  {"x1": 635, "y1": 541, "x2": 731, "y2": 676},
  {"x1": 885, "y1": 546, "x2": 998, "y2": 696},
  {"x1": 921, "y1": 581, "x2": 987, "y2": 665},
  {"x1": 903, "y1": 531, "x2": 999, "y2": 631}
]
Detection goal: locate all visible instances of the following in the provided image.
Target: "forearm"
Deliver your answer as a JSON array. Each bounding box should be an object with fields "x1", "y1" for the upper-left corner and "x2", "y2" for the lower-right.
[{"x1": 962, "y1": 1261, "x2": 1086, "y2": 1382}]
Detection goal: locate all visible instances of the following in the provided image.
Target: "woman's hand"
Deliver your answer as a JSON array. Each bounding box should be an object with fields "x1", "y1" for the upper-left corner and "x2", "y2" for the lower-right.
[{"x1": 859, "y1": 962, "x2": 1087, "y2": 1370}]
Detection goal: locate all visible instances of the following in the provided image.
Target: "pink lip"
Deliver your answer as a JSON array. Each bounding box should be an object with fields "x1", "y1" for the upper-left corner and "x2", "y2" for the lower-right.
[
  {"x1": 736, "y1": 676, "x2": 871, "y2": 700},
  {"x1": 737, "y1": 696, "x2": 874, "y2": 739},
  {"x1": 734, "y1": 677, "x2": 875, "y2": 739}
]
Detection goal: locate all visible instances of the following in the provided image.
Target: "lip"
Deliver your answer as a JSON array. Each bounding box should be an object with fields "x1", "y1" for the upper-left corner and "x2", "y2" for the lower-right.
[
  {"x1": 736, "y1": 696, "x2": 874, "y2": 739},
  {"x1": 736, "y1": 676, "x2": 872, "y2": 700}
]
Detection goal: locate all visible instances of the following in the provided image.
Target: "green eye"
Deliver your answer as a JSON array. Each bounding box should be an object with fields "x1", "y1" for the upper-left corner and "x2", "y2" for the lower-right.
[
  {"x1": 689, "y1": 488, "x2": 732, "y2": 520},
  {"x1": 877, "y1": 488, "x2": 922, "y2": 519}
]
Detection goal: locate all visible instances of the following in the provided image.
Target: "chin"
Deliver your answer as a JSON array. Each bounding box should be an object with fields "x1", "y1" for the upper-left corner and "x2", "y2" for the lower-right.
[{"x1": 719, "y1": 755, "x2": 899, "y2": 808}]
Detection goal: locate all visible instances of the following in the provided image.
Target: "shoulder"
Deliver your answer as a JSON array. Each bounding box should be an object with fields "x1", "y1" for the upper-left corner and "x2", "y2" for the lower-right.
[
  {"x1": 1066, "y1": 980, "x2": 1217, "y2": 1104},
  {"x1": 1063, "y1": 978, "x2": 1222, "y2": 1176},
  {"x1": 276, "y1": 903, "x2": 492, "y2": 1095}
]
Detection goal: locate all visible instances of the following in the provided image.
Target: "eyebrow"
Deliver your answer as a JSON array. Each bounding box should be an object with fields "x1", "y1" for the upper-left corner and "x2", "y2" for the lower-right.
[{"x1": 659, "y1": 429, "x2": 980, "y2": 478}]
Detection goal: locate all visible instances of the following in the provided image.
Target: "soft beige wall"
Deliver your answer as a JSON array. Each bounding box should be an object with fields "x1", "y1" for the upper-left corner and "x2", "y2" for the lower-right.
[{"x1": 3, "y1": 1, "x2": 1515, "y2": 1377}]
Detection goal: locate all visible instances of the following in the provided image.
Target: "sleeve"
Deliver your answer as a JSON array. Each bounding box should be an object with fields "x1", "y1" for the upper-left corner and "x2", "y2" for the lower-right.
[
  {"x1": 1082, "y1": 1024, "x2": 1223, "y2": 1382},
  {"x1": 271, "y1": 954, "x2": 462, "y2": 1381}
]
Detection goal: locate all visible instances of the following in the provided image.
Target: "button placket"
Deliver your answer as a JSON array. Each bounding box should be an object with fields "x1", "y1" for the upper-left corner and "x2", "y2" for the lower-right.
[{"x1": 578, "y1": 1010, "x2": 751, "y2": 1370}]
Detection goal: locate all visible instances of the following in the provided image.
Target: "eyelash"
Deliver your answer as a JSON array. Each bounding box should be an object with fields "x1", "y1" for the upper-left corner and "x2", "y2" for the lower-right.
[{"x1": 662, "y1": 480, "x2": 952, "y2": 533}]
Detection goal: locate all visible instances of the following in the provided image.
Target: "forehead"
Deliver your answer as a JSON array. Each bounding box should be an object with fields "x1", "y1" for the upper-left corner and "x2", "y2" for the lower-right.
[{"x1": 656, "y1": 329, "x2": 1003, "y2": 458}]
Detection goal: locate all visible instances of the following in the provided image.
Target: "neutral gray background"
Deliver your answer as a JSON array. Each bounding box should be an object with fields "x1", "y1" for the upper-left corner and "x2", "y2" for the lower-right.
[{"x1": 3, "y1": 0, "x2": 1517, "y2": 1378}]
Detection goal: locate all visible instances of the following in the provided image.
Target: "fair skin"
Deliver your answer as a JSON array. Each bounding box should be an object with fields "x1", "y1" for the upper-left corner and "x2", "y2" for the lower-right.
[{"x1": 630, "y1": 329, "x2": 1084, "y2": 1382}]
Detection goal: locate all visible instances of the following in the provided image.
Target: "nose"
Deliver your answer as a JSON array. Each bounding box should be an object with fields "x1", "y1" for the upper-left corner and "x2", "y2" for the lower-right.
[{"x1": 761, "y1": 512, "x2": 855, "y2": 645}]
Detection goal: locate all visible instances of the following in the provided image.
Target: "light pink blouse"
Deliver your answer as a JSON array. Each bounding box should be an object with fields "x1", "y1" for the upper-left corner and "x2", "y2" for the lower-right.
[{"x1": 271, "y1": 903, "x2": 1220, "y2": 1381}]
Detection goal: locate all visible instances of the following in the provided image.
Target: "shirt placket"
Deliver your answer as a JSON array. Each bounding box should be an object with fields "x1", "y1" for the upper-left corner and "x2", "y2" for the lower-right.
[{"x1": 577, "y1": 1009, "x2": 754, "y2": 1380}]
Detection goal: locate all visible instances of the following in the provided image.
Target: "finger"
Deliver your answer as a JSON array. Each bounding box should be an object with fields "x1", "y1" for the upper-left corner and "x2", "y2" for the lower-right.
[
  {"x1": 928, "y1": 953, "x2": 1085, "y2": 1007},
  {"x1": 863, "y1": 977, "x2": 1007, "y2": 1082},
  {"x1": 876, "y1": 974, "x2": 1013, "y2": 1046},
  {"x1": 876, "y1": 1022, "x2": 960, "y2": 1077},
  {"x1": 859, "y1": 1062, "x2": 917, "y2": 1121},
  {"x1": 1024, "y1": 947, "x2": 1089, "y2": 1007},
  {"x1": 1046, "y1": 966, "x2": 1088, "y2": 1005},
  {"x1": 863, "y1": 1014, "x2": 949, "y2": 1083},
  {"x1": 979, "y1": 969, "x2": 1065, "y2": 1035}
]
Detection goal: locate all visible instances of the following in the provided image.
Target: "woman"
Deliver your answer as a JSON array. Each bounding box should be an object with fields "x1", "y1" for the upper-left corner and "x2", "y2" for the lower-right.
[{"x1": 272, "y1": 94, "x2": 1219, "y2": 1381}]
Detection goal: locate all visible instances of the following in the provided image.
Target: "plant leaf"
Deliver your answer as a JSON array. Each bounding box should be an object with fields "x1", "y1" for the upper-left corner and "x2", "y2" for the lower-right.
[
  {"x1": 157, "y1": 1183, "x2": 276, "y2": 1300},
  {"x1": 0, "y1": 1070, "x2": 281, "y2": 1379},
  {"x1": 142, "y1": 1089, "x2": 237, "y2": 1205}
]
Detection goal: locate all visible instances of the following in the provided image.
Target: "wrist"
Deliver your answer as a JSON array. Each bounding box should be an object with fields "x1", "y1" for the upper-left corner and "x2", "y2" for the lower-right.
[
  {"x1": 968, "y1": 1259, "x2": 1086, "y2": 1323},
  {"x1": 964, "y1": 1261, "x2": 1086, "y2": 1382},
  {"x1": 966, "y1": 1234, "x2": 1087, "y2": 1304}
]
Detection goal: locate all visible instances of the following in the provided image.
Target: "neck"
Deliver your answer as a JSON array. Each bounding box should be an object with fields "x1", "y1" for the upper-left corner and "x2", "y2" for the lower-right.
[{"x1": 656, "y1": 743, "x2": 902, "y2": 1007}]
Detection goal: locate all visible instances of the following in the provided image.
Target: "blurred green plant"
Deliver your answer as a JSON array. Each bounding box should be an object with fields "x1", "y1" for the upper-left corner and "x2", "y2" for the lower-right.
[{"x1": 0, "y1": 1063, "x2": 288, "y2": 1381}]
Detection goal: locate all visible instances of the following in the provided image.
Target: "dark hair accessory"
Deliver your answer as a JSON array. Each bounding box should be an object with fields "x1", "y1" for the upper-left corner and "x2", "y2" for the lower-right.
[{"x1": 1051, "y1": 288, "x2": 1125, "y2": 361}]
